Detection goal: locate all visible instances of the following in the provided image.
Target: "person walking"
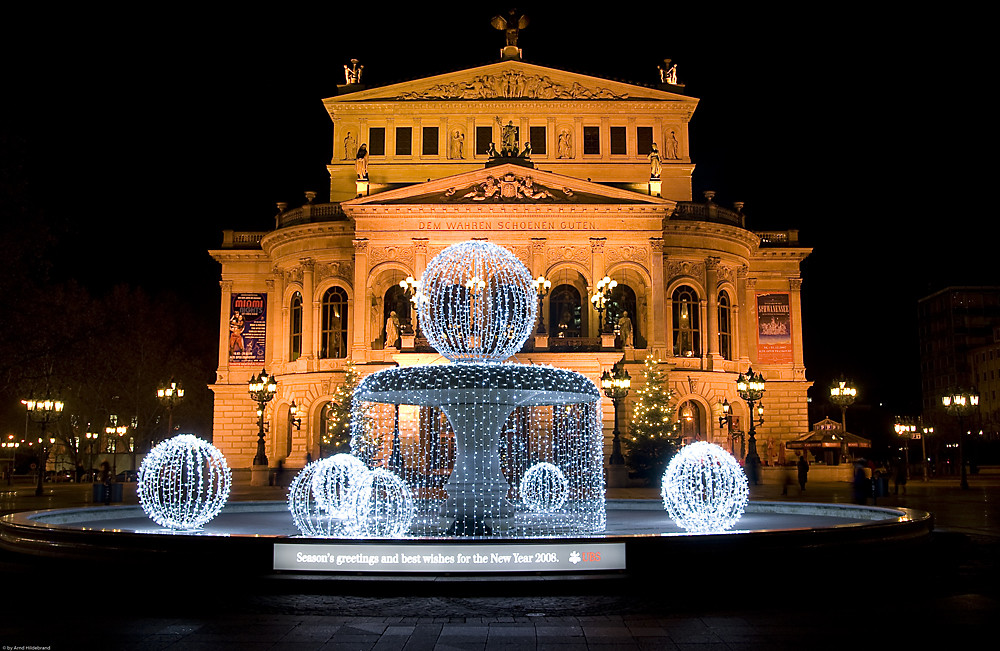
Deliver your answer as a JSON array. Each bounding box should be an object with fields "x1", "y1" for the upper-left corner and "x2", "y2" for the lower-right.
[{"x1": 797, "y1": 454, "x2": 809, "y2": 493}]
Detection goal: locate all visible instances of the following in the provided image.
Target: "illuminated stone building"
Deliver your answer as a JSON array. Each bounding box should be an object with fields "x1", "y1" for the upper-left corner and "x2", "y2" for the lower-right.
[{"x1": 209, "y1": 32, "x2": 811, "y2": 475}]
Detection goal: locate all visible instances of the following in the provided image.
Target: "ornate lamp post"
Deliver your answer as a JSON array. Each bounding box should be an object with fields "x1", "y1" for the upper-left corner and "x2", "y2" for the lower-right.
[
  {"x1": 399, "y1": 275, "x2": 422, "y2": 337},
  {"x1": 942, "y1": 388, "x2": 979, "y2": 490},
  {"x1": 590, "y1": 276, "x2": 618, "y2": 334},
  {"x1": 601, "y1": 361, "x2": 631, "y2": 465},
  {"x1": 289, "y1": 400, "x2": 302, "y2": 431},
  {"x1": 919, "y1": 420, "x2": 934, "y2": 482},
  {"x1": 735, "y1": 367, "x2": 765, "y2": 484},
  {"x1": 24, "y1": 392, "x2": 65, "y2": 496},
  {"x1": 248, "y1": 368, "x2": 278, "y2": 468},
  {"x1": 718, "y1": 398, "x2": 746, "y2": 460},
  {"x1": 830, "y1": 377, "x2": 857, "y2": 461},
  {"x1": 156, "y1": 378, "x2": 185, "y2": 443},
  {"x1": 532, "y1": 275, "x2": 552, "y2": 335},
  {"x1": 3, "y1": 434, "x2": 17, "y2": 486},
  {"x1": 104, "y1": 414, "x2": 129, "y2": 476},
  {"x1": 85, "y1": 429, "x2": 100, "y2": 480}
]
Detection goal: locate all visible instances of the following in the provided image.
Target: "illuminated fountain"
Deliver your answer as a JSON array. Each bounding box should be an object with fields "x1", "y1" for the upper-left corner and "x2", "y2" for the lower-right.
[{"x1": 343, "y1": 241, "x2": 604, "y2": 537}]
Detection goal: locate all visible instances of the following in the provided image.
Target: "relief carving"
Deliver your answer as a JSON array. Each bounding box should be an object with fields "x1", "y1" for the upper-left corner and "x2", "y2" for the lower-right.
[
  {"x1": 445, "y1": 172, "x2": 568, "y2": 203},
  {"x1": 667, "y1": 260, "x2": 705, "y2": 283},
  {"x1": 606, "y1": 245, "x2": 649, "y2": 265},
  {"x1": 369, "y1": 245, "x2": 414, "y2": 265},
  {"x1": 546, "y1": 246, "x2": 590, "y2": 265},
  {"x1": 397, "y1": 71, "x2": 629, "y2": 101},
  {"x1": 315, "y1": 261, "x2": 355, "y2": 283}
]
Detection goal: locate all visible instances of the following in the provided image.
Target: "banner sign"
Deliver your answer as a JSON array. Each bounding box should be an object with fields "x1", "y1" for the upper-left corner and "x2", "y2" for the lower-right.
[
  {"x1": 228, "y1": 293, "x2": 267, "y2": 366},
  {"x1": 274, "y1": 542, "x2": 626, "y2": 573},
  {"x1": 756, "y1": 292, "x2": 792, "y2": 364}
]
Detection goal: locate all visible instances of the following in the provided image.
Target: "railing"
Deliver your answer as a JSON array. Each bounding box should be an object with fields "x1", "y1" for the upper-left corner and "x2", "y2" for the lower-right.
[
  {"x1": 221, "y1": 230, "x2": 267, "y2": 249},
  {"x1": 756, "y1": 230, "x2": 800, "y2": 246},
  {"x1": 671, "y1": 202, "x2": 744, "y2": 226},
  {"x1": 547, "y1": 337, "x2": 603, "y2": 352},
  {"x1": 277, "y1": 203, "x2": 346, "y2": 228}
]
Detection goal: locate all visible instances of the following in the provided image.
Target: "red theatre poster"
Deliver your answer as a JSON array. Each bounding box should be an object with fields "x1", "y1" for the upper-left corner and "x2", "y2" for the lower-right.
[
  {"x1": 756, "y1": 292, "x2": 792, "y2": 364},
  {"x1": 229, "y1": 293, "x2": 267, "y2": 366}
]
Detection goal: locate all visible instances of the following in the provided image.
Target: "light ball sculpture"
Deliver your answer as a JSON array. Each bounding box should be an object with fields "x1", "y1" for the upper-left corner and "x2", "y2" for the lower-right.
[
  {"x1": 660, "y1": 441, "x2": 749, "y2": 533},
  {"x1": 417, "y1": 240, "x2": 536, "y2": 363},
  {"x1": 520, "y1": 462, "x2": 569, "y2": 513},
  {"x1": 137, "y1": 434, "x2": 231, "y2": 531},
  {"x1": 311, "y1": 453, "x2": 368, "y2": 515},
  {"x1": 349, "y1": 468, "x2": 415, "y2": 538},
  {"x1": 288, "y1": 457, "x2": 367, "y2": 537}
]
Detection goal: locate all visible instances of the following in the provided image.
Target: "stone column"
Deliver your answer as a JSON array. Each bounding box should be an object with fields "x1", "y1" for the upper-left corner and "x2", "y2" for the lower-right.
[
  {"x1": 300, "y1": 258, "x2": 315, "y2": 367},
  {"x1": 352, "y1": 239, "x2": 370, "y2": 360},
  {"x1": 744, "y1": 274, "x2": 758, "y2": 364},
  {"x1": 590, "y1": 238, "x2": 607, "y2": 340},
  {"x1": 265, "y1": 277, "x2": 276, "y2": 367},
  {"x1": 649, "y1": 238, "x2": 667, "y2": 356},
  {"x1": 218, "y1": 280, "x2": 233, "y2": 377},
  {"x1": 706, "y1": 256, "x2": 721, "y2": 367},
  {"x1": 268, "y1": 267, "x2": 288, "y2": 368},
  {"x1": 789, "y1": 277, "x2": 805, "y2": 372},
  {"x1": 531, "y1": 238, "x2": 548, "y2": 345}
]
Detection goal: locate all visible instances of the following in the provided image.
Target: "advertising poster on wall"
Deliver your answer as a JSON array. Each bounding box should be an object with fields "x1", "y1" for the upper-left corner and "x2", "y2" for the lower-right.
[
  {"x1": 756, "y1": 292, "x2": 792, "y2": 364},
  {"x1": 229, "y1": 293, "x2": 267, "y2": 366}
]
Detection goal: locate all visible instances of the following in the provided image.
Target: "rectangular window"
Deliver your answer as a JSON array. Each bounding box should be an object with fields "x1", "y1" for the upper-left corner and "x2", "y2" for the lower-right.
[
  {"x1": 529, "y1": 126, "x2": 546, "y2": 155},
  {"x1": 637, "y1": 127, "x2": 653, "y2": 156},
  {"x1": 395, "y1": 127, "x2": 412, "y2": 156},
  {"x1": 610, "y1": 126, "x2": 626, "y2": 155},
  {"x1": 476, "y1": 125, "x2": 493, "y2": 155},
  {"x1": 368, "y1": 127, "x2": 385, "y2": 156},
  {"x1": 422, "y1": 126, "x2": 439, "y2": 156},
  {"x1": 583, "y1": 126, "x2": 600, "y2": 155}
]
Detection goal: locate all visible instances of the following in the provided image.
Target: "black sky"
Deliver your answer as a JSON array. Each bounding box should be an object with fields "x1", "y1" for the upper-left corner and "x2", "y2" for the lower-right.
[{"x1": 2, "y1": 5, "x2": 990, "y2": 417}]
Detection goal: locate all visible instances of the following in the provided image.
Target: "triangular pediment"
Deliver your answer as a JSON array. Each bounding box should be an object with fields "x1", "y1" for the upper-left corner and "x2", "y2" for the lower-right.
[
  {"x1": 343, "y1": 164, "x2": 674, "y2": 207},
  {"x1": 325, "y1": 60, "x2": 695, "y2": 104}
]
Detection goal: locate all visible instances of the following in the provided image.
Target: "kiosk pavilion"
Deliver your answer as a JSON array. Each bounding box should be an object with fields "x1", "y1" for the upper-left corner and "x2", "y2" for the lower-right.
[{"x1": 209, "y1": 34, "x2": 811, "y2": 479}]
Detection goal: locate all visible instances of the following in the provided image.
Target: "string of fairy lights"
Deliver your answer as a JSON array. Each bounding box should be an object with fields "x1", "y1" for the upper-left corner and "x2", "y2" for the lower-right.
[{"x1": 132, "y1": 241, "x2": 747, "y2": 539}]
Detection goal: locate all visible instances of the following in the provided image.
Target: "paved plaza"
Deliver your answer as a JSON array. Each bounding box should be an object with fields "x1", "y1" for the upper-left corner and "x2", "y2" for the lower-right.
[{"x1": 1, "y1": 475, "x2": 998, "y2": 649}]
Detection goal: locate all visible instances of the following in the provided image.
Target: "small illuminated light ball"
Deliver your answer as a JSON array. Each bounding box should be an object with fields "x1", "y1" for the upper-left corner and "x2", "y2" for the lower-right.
[
  {"x1": 311, "y1": 453, "x2": 368, "y2": 515},
  {"x1": 349, "y1": 468, "x2": 414, "y2": 538},
  {"x1": 520, "y1": 462, "x2": 569, "y2": 513},
  {"x1": 137, "y1": 434, "x2": 231, "y2": 531},
  {"x1": 660, "y1": 441, "x2": 748, "y2": 533}
]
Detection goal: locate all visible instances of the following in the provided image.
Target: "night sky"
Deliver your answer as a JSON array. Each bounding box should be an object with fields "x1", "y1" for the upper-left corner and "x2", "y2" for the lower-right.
[{"x1": 2, "y1": 6, "x2": 988, "y2": 427}]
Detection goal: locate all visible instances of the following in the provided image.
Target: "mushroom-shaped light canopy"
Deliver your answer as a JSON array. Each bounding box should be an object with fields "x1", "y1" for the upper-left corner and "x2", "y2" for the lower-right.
[{"x1": 417, "y1": 241, "x2": 536, "y2": 363}]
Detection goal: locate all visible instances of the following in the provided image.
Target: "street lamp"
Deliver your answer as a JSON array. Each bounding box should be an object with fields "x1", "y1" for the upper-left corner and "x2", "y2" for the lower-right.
[
  {"x1": 248, "y1": 368, "x2": 278, "y2": 467},
  {"x1": 104, "y1": 414, "x2": 129, "y2": 476},
  {"x1": 3, "y1": 434, "x2": 17, "y2": 486},
  {"x1": 533, "y1": 275, "x2": 552, "y2": 335},
  {"x1": 718, "y1": 398, "x2": 746, "y2": 460},
  {"x1": 289, "y1": 400, "x2": 302, "y2": 431},
  {"x1": 24, "y1": 392, "x2": 65, "y2": 496},
  {"x1": 830, "y1": 377, "x2": 857, "y2": 461},
  {"x1": 156, "y1": 378, "x2": 185, "y2": 442},
  {"x1": 398, "y1": 275, "x2": 423, "y2": 337},
  {"x1": 942, "y1": 388, "x2": 979, "y2": 490},
  {"x1": 84, "y1": 429, "x2": 100, "y2": 480},
  {"x1": 735, "y1": 366, "x2": 765, "y2": 484},
  {"x1": 601, "y1": 360, "x2": 631, "y2": 465},
  {"x1": 590, "y1": 276, "x2": 618, "y2": 334}
]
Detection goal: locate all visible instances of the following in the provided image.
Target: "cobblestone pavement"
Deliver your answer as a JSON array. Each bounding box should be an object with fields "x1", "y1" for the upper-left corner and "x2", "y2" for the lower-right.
[{"x1": 2, "y1": 475, "x2": 998, "y2": 649}]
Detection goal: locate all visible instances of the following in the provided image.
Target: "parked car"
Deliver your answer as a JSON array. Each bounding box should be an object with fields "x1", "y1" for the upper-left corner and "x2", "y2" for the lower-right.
[{"x1": 116, "y1": 469, "x2": 138, "y2": 482}]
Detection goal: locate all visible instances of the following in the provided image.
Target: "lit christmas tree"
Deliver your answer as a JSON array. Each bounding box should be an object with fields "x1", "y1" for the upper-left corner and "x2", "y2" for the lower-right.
[
  {"x1": 626, "y1": 355, "x2": 679, "y2": 483},
  {"x1": 322, "y1": 362, "x2": 363, "y2": 455}
]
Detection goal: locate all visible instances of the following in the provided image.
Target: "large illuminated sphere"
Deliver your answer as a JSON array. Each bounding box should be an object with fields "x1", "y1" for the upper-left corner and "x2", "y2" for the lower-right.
[
  {"x1": 137, "y1": 434, "x2": 231, "y2": 531},
  {"x1": 349, "y1": 468, "x2": 415, "y2": 538},
  {"x1": 417, "y1": 241, "x2": 536, "y2": 363},
  {"x1": 520, "y1": 462, "x2": 569, "y2": 513},
  {"x1": 311, "y1": 453, "x2": 368, "y2": 515},
  {"x1": 660, "y1": 442, "x2": 749, "y2": 533}
]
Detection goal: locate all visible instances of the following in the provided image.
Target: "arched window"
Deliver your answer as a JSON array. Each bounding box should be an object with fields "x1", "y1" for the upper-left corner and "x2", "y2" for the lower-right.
[
  {"x1": 383, "y1": 285, "x2": 411, "y2": 347},
  {"x1": 672, "y1": 285, "x2": 700, "y2": 357},
  {"x1": 289, "y1": 292, "x2": 302, "y2": 362},
  {"x1": 718, "y1": 290, "x2": 732, "y2": 360},
  {"x1": 678, "y1": 400, "x2": 702, "y2": 442},
  {"x1": 549, "y1": 285, "x2": 582, "y2": 338},
  {"x1": 609, "y1": 284, "x2": 640, "y2": 348},
  {"x1": 320, "y1": 287, "x2": 349, "y2": 359}
]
